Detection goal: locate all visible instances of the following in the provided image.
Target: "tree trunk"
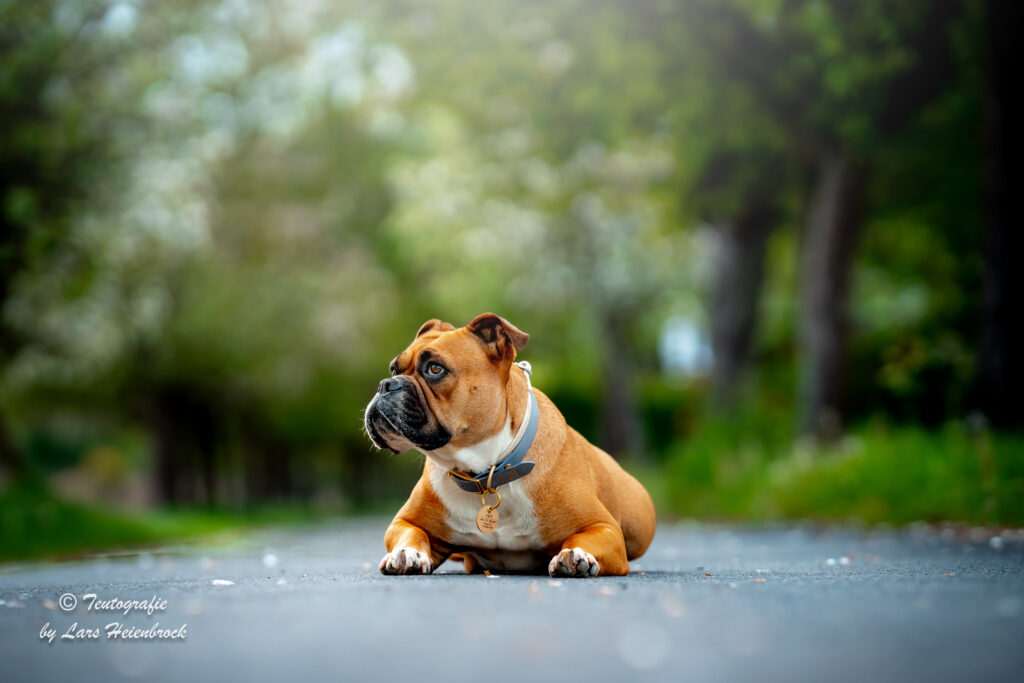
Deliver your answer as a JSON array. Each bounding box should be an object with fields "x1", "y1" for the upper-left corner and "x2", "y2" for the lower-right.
[
  {"x1": 242, "y1": 416, "x2": 292, "y2": 504},
  {"x1": 148, "y1": 390, "x2": 181, "y2": 505},
  {"x1": 600, "y1": 312, "x2": 645, "y2": 459},
  {"x1": 798, "y1": 151, "x2": 866, "y2": 442},
  {"x1": 146, "y1": 385, "x2": 219, "y2": 506},
  {"x1": 978, "y1": 0, "x2": 1024, "y2": 430},
  {"x1": 0, "y1": 408, "x2": 26, "y2": 480},
  {"x1": 710, "y1": 201, "x2": 778, "y2": 410}
]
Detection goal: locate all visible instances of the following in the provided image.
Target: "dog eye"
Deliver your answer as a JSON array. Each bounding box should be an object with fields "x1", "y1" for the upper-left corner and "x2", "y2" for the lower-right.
[{"x1": 425, "y1": 362, "x2": 446, "y2": 378}]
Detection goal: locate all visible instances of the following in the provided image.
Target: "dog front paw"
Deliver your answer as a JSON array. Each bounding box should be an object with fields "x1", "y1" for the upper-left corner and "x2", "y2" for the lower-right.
[
  {"x1": 379, "y1": 547, "x2": 432, "y2": 575},
  {"x1": 548, "y1": 547, "x2": 600, "y2": 578}
]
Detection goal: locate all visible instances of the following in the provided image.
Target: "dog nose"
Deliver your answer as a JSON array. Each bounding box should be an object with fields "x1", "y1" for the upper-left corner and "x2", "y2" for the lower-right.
[{"x1": 378, "y1": 378, "x2": 401, "y2": 394}]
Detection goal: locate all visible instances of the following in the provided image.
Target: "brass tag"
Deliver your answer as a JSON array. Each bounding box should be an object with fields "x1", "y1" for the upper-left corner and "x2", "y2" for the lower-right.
[{"x1": 476, "y1": 505, "x2": 499, "y2": 534}]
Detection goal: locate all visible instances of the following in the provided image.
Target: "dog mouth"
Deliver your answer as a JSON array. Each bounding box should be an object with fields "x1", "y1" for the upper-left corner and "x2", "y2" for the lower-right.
[
  {"x1": 364, "y1": 398, "x2": 403, "y2": 453},
  {"x1": 364, "y1": 390, "x2": 451, "y2": 453}
]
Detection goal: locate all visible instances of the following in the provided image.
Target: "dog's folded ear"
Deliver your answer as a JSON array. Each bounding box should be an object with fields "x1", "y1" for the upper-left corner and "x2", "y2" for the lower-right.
[
  {"x1": 466, "y1": 313, "x2": 529, "y2": 361},
  {"x1": 416, "y1": 319, "x2": 455, "y2": 338}
]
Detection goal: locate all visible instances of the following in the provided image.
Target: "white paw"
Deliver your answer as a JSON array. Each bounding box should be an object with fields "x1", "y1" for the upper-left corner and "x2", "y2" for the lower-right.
[
  {"x1": 379, "y1": 547, "x2": 432, "y2": 575},
  {"x1": 548, "y1": 547, "x2": 600, "y2": 578}
]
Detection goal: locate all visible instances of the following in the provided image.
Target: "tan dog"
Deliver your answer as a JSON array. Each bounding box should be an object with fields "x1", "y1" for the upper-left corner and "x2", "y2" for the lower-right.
[{"x1": 364, "y1": 313, "x2": 656, "y2": 577}]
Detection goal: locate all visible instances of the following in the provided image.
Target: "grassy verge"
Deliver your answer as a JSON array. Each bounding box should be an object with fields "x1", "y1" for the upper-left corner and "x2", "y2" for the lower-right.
[
  {"x1": 0, "y1": 484, "x2": 325, "y2": 562},
  {"x1": 648, "y1": 421, "x2": 1024, "y2": 526}
]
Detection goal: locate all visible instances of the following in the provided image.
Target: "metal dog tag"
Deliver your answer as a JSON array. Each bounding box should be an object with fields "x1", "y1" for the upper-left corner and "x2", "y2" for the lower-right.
[{"x1": 476, "y1": 505, "x2": 499, "y2": 534}]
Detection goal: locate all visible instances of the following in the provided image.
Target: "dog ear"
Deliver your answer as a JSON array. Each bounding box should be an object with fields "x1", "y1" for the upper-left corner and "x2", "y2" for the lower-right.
[
  {"x1": 416, "y1": 319, "x2": 455, "y2": 338},
  {"x1": 466, "y1": 313, "x2": 529, "y2": 361}
]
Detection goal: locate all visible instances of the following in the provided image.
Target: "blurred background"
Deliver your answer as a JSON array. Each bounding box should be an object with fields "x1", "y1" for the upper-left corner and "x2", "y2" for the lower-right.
[{"x1": 1, "y1": 0, "x2": 1021, "y2": 560}]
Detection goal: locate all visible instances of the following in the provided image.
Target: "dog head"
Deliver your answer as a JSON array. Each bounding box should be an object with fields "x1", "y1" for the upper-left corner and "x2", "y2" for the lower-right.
[{"x1": 363, "y1": 313, "x2": 529, "y2": 455}]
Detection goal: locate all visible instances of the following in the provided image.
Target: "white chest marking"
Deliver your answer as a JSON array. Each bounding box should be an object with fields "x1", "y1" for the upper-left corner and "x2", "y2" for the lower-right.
[
  {"x1": 426, "y1": 451, "x2": 543, "y2": 556},
  {"x1": 432, "y1": 417, "x2": 513, "y2": 475}
]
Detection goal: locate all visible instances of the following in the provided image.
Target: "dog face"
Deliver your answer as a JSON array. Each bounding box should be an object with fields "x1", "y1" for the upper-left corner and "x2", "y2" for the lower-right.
[{"x1": 364, "y1": 313, "x2": 529, "y2": 454}]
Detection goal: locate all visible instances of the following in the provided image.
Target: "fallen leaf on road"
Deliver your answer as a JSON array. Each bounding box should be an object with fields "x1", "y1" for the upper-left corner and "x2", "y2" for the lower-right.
[
  {"x1": 704, "y1": 572, "x2": 713, "y2": 577},
  {"x1": 944, "y1": 573, "x2": 956, "y2": 577},
  {"x1": 753, "y1": 578, "x2": 766, "y2": 583}
]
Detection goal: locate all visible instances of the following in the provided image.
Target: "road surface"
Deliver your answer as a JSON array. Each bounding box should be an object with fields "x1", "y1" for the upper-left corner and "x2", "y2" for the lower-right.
[{"x1": 1, "y1": 519, "x2": 1022, "y2": 682}]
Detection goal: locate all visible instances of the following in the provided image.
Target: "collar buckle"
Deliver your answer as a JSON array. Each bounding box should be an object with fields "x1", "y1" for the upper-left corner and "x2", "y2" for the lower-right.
[{"x1": 447, "y1": 469, "x2": 485, "y2": 494}]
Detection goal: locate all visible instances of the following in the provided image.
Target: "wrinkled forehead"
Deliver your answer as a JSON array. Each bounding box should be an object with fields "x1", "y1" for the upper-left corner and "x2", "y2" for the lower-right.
[{"x1": 388, "y1": 328, "x2": 480, "y2": 375}]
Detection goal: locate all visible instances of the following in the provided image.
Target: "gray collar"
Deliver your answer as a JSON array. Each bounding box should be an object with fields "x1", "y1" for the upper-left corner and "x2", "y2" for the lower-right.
[{"x1": 447, "y1": 362, "x2": 538, "y2": 493}]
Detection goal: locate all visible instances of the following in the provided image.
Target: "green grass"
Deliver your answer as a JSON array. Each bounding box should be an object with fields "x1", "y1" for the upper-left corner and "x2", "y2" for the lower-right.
[
  {"x1": 0, "y1": 483, "x2": 323, "y2": 562},
  {"x1": 652, "y1": 421, "x2": 1024, "y2": 526}
]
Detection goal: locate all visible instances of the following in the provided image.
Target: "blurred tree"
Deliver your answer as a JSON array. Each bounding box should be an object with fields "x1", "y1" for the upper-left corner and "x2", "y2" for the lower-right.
[
  {"x1": 0, "y1": 0, "x2": 153, "y2": 479},
  {"x1": 118, "y1": 6, "x2": 405, "y2": 505},
  {"x1": 677, "y1": 0, "x2": 964, "y2": 440},
  {"x1": 2, "y1": 1, "x2": 408, "y2": 505},
  {"x1": 709, "y1": 194, "x2": 781, "y2": 410},
  {"x1": 979, "y1": 0, "x2": 1023, "y2": 430},
  {"x1": 662, "y1": 60, "x2": 790, "y2": 409},
  {"x1": 379, "y1": 0, "x2": 687, "y2": 458}
]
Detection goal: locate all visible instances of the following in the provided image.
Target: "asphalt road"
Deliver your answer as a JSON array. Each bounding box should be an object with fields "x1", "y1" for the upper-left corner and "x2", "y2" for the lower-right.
[{"x1": 1, "y1": 519, "x2": 1022, "y2": 682}]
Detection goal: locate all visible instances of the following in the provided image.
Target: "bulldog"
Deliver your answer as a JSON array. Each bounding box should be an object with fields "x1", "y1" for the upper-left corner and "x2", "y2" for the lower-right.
[{"x1": 363, "y1": 313, "x2": 656, "y2": 577}]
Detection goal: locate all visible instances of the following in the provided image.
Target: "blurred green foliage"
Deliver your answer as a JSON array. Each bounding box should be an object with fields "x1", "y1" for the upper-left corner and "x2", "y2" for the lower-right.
[
  {"x1": 0, "y1": 0, "x2": 1019, "y2": 560},
  {"x1": 661, "y1": 421, "x2": 1024, "y2": 526},
  {"x1": 0, "y1": 479, "x2": 325, "y2": 560}
]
